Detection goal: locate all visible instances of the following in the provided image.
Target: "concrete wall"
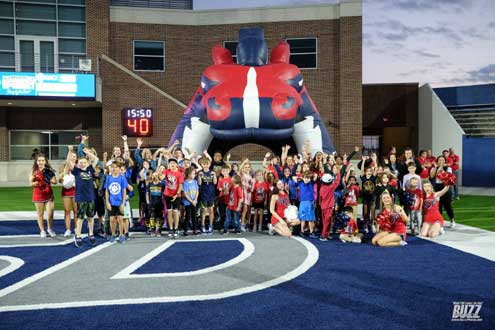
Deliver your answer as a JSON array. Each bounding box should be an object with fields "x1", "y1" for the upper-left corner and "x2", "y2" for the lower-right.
[
  {"x1": 418, "y1": 83, "x2": 464, "y2": 183},
  {"x1": 0, "y1": 161, "x2": 66, "y2": 186}
]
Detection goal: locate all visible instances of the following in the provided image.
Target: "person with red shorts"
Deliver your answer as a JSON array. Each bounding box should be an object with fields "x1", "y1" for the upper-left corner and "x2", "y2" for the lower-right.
[
  {"x1": 372, "y1": 190, "x2": 409, "y2": 247},
  {"x1": 30, "y1": 153, "x2": 57, "y2": 238},
  {"x1": 421, "y1": 181, "x2": 450, "y2": 238},
  {"x1": 269, "y1": 180, "x2": 300, "y2": 237}
]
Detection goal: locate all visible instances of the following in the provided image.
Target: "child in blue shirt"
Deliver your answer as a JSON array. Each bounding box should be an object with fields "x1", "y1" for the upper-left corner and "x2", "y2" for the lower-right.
[
  {"x1": 105, "y1": 161, "x2": 128, "y2": 243},
  {"x1": 182, "y1": 166, "x2": 199, "y2": 235},
  {"x1": 296, "y1": 171, "x2": 317, "y2": 238}
]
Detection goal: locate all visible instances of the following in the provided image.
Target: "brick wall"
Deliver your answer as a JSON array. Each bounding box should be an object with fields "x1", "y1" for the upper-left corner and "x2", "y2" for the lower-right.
[{"x1": 96, "y1": 15, "x2": 362, "y2": 160}]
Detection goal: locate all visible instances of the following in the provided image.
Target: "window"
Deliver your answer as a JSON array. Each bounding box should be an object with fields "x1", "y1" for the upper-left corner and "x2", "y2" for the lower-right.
[
  {"x1": 363, "y1": 135, "x2": 380, "y2": 156},
  {"x1": 133, "y1": 40, "x2": 164, "y2": 71},
  {"x1": 223, "y1": 41, "x2": 238, "y2": 63},
  {"x1": 9, "y1": 130, "x2": 87, "y2": 160},
  {"x1": 286, "y1": 38, "x2": 317, "y2": 69}
]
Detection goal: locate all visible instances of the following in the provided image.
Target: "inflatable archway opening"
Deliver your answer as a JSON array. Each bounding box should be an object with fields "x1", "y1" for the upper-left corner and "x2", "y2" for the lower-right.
[{"x1": 170, "y1": 27, "x2": 335, "y2": 157}]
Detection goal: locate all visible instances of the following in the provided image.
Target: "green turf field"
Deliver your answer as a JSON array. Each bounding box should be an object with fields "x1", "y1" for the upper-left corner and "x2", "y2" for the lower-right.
[{"x1": 0, "y1": 187, "x2": 493, "y2": 231}]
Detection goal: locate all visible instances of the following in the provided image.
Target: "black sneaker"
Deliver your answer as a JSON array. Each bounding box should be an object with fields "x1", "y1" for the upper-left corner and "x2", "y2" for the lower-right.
[
  {"x1": 222, "y1": 229, "x2": 228, "y2": 235},
  {"x1": 235, "y1": 230, "x2": 241, "y2": 235},
  {"x1": 89, "y1": 235, "x2": 96, "y2": 246},
  {"x1": 74, "y1": 236, "x2": 83, "y2": 248}
]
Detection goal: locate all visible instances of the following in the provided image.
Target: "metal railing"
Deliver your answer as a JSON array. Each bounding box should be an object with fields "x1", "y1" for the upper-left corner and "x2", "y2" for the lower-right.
[
  {"x1": 110, "y1": 0, "x2": 192, "y2": 9},
  {"x1": 1, "y1": 52, "x2": 91, "y2": 74}
]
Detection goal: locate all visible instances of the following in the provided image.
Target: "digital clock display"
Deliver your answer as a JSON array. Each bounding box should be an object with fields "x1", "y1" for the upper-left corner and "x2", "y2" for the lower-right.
[{"x1": 122, "y1": 108, "x2": 153, "y2": 137}]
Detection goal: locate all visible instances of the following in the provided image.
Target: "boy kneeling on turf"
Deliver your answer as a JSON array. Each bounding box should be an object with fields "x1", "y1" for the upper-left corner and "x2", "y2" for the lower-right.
[
  {"x1": 72, "y1": 150, "x2": 99, "y2": 247},
  {"x1": 339, "y1": 206, "x2": 362, "y2": 243}
]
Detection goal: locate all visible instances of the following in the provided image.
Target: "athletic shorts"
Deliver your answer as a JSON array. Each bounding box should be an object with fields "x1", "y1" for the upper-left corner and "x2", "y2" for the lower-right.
[
  {"x1": 298, "y1": 200, "x2": 315, "y2": 221},
  {"x1": 109, "y1": 205, "x2": 123, "y2": 217},
  {"x1": 199, "y1": 200, "x2": 215, "y2": 208},
  {"x1": 252, "y1": 202, "x2": 265, "y2": 210},
  {"x1": 94, "y1": 196, "x2": 105, "y2": 217},
  {"x1": 149, "y1": 200, "x2": 163, "y2": 219},
  {"x1": 77, "y1": 201, "x2": 95, "y2": 219},
  {"x1": 165, "y1": 196, "x2": 181, "y2": 211}
]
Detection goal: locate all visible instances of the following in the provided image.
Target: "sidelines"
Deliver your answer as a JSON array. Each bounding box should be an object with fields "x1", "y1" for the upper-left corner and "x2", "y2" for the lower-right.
[
  {"x1": 421, "y1": 220, "x2": 495, "y2": 262},
  {"x1": 111, "y1": 238, "x2": 255, "y2": 279},
  {"x1": 0, "y1": 237, "x2": 319, "y2": 312}
]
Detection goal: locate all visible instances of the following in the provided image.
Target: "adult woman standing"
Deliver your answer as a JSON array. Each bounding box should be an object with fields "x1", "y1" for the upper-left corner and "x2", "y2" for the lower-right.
[
  {"x1": 372, "y1": 190, "x2": 409, "y2": 247},
  {"x1": 430, "y1": 156, "x2": 456, "y2": 228},
  {"x1": 30, "y1": 153, "x2": 57, "y2": 237},
  {"x1": 58, "y1": 146, "x2": 77, "y2": 237}
]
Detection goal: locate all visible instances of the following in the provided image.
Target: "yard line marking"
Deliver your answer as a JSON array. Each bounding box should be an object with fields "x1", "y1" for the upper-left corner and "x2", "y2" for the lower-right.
[
  {"x1": 0, "y1": 242, "x2": 111, "y2": 299},
  {"x1": 0, "y1": 256, "x2": 24, "y2": 278},
  {"x1": 0, "y1": 237, "x2": 318, "y2": 312},
  {"x1": 111, "y1": 238, "x2": 255, "y2": 279},
  {"x1": 0, "y1": 235, "x2": 86, "y2": 248}
]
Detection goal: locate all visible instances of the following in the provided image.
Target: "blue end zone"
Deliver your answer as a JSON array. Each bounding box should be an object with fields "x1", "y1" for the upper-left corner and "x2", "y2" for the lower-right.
[
  {"x1": 0, "y1": 241, "x2": 104, "y2": 290},
  {"x1": 0, "y1": 235, "x2": 494, "y2": 329},
  {"x1": 133, "y1": 240, "x2": 244, "y2": 274}
]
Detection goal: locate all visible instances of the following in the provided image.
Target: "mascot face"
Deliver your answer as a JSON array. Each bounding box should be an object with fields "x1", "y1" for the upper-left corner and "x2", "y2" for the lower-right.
[
  {"x1": 201, "y1": 63, "x2": 302, "y2": 140},
  {"x1": 170, "y1": 28, "x2": 335, "y2": 156}
]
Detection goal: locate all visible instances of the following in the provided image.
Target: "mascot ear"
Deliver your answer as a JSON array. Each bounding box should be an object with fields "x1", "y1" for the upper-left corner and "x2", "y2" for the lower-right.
[
  {"x1": 212, "y1": 44, "x2": 234, "y2": 65},
  {"x1": 270, "y1": 41, "x2": 290, "y2": 64}
]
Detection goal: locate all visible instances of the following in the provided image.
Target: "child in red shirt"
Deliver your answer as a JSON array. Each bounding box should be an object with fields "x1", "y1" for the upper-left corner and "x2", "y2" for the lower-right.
[
  {"x1": 344, "y1": 176, "x2": 360, "y2": 221},
  {"x1": 162, "y1": 158, "x2": 184, "y2": 237},
  {"x1": 251, "y1": 170, "x2": 269, "y2": 232},
  {"x1": 223, "y1": 175, "x2": 243, "y2": 234},
  {"x1": 319, "y1": 166, "x2": 340, "y2": 241},
  {"x1": 217, "y1": 166, "x2": 233, "y2": 230},
  {"x1": 339, "y1": 206, "x2": 362, "y2": 243}
]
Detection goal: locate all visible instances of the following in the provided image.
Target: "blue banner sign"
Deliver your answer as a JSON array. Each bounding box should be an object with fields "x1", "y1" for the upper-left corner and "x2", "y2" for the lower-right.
[{"x1": 0, "y1": 72, "x2": 95, "y2": 98}]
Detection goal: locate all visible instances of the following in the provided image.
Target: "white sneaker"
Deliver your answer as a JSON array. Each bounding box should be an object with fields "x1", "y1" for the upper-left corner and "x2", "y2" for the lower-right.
[
  {"x1": 450, "y1": 221, "x2": 456, "y2": 228},
  {"x1": 258, "y1": 225, "x2": 263, "y2": 232},
  {"x1": 400, "y1": 240, "x2": 408, "y2": 246},
  {"x1": 63, "y1": 230, "x2": 72, "y2": 237},
  {"x1": 268, "y1": 224, "x2": 274, "y2": 236},
  {"x1": 440, "y1": 227, "x2": 445, "y2": 235},
  {"x1": 47, "y1": 229, "x2": 56, "y2": 237},
  {"x1": 371, "y1": 224, "x2": 377, "y2": 233},
  {"x1": 240, "y1": 224, "x2": 247, "y2": 232},
  {"x1": 40, "y1": 230, "x2": 47, "y2": 238}
]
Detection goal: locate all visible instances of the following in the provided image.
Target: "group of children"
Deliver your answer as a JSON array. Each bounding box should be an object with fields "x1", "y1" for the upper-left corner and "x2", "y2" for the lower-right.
[{"x1": 30, "y1": 136, "x2": 457, "y2": 248}]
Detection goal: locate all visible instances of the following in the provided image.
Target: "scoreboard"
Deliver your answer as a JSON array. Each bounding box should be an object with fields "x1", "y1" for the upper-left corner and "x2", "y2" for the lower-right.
[{"x1": 122, "y1": 108, "x2": 153, "y2": 137}]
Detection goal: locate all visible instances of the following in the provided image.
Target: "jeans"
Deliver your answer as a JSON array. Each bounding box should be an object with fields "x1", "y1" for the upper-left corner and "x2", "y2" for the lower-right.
[{"x1": 225, "y1": 209, "x2": 241, "y2": 231}]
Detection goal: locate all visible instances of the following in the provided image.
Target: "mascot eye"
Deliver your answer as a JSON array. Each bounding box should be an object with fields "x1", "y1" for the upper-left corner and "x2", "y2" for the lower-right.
[
  {"x1": 286, "y1": 73, "x2": 304, "y2": 93},
  {"x1": 201, "y1": 76, "x2": 219, "y2": 94}
]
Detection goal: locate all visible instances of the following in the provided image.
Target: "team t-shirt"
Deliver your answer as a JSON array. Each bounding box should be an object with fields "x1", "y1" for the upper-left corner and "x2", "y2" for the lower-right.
[
  {"x1": 360, "y1": 175, "x2": 376, "y2": 199},
  {"x1": 72, "y1": 165, "x2": 95, "y2": 203},
  {"x1": 162, "y1": 169, "x2": 184, "y2": 197},
  {"x1": 228, "y1": 185, "x2": 243, "y2": 211},
  {"x1": 182, "y1": 179, "x2": 199, "y2": 206},
  {"x1": 217, "y1": 177, "x2": 233, "y2": 204},
  {"x1": 345, "y1": 185, "x2": 360, "y2": 207},
  {"x1": 104, "y1": 174, "x2": 128, "y2": 206},
  {"x1": 297, "y1": 181, "x2": 315, "y2": 202},
  {"x1": 252, "y1": 181, "x2": 269, "y2": 205},
  {"x1": 198, "y1": 170, "x2": 216, "y2": 202},
  {"x1": 147, "y1": 181, "x2": 164, "y2": 204},
  {"x1": 407, "y1": 188, "x2": 423, "y2": 211}
]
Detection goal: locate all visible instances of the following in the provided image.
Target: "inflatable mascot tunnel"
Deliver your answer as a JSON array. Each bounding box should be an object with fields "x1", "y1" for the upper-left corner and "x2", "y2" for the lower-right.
[{"x1": 170, "y1": 27, "x2": 335, "y2": 156}]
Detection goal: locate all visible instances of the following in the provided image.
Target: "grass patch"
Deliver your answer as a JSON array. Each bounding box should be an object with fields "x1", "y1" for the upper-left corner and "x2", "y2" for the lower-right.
[{"x1": 0, "y1": 188, "x2": 493, "y2": 231}]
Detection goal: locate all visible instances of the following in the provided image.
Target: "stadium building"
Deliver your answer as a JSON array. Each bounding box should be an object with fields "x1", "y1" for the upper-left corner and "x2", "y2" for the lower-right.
[{"x1": 0, "y1": 0, "x2": 363, "y2": 183}]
